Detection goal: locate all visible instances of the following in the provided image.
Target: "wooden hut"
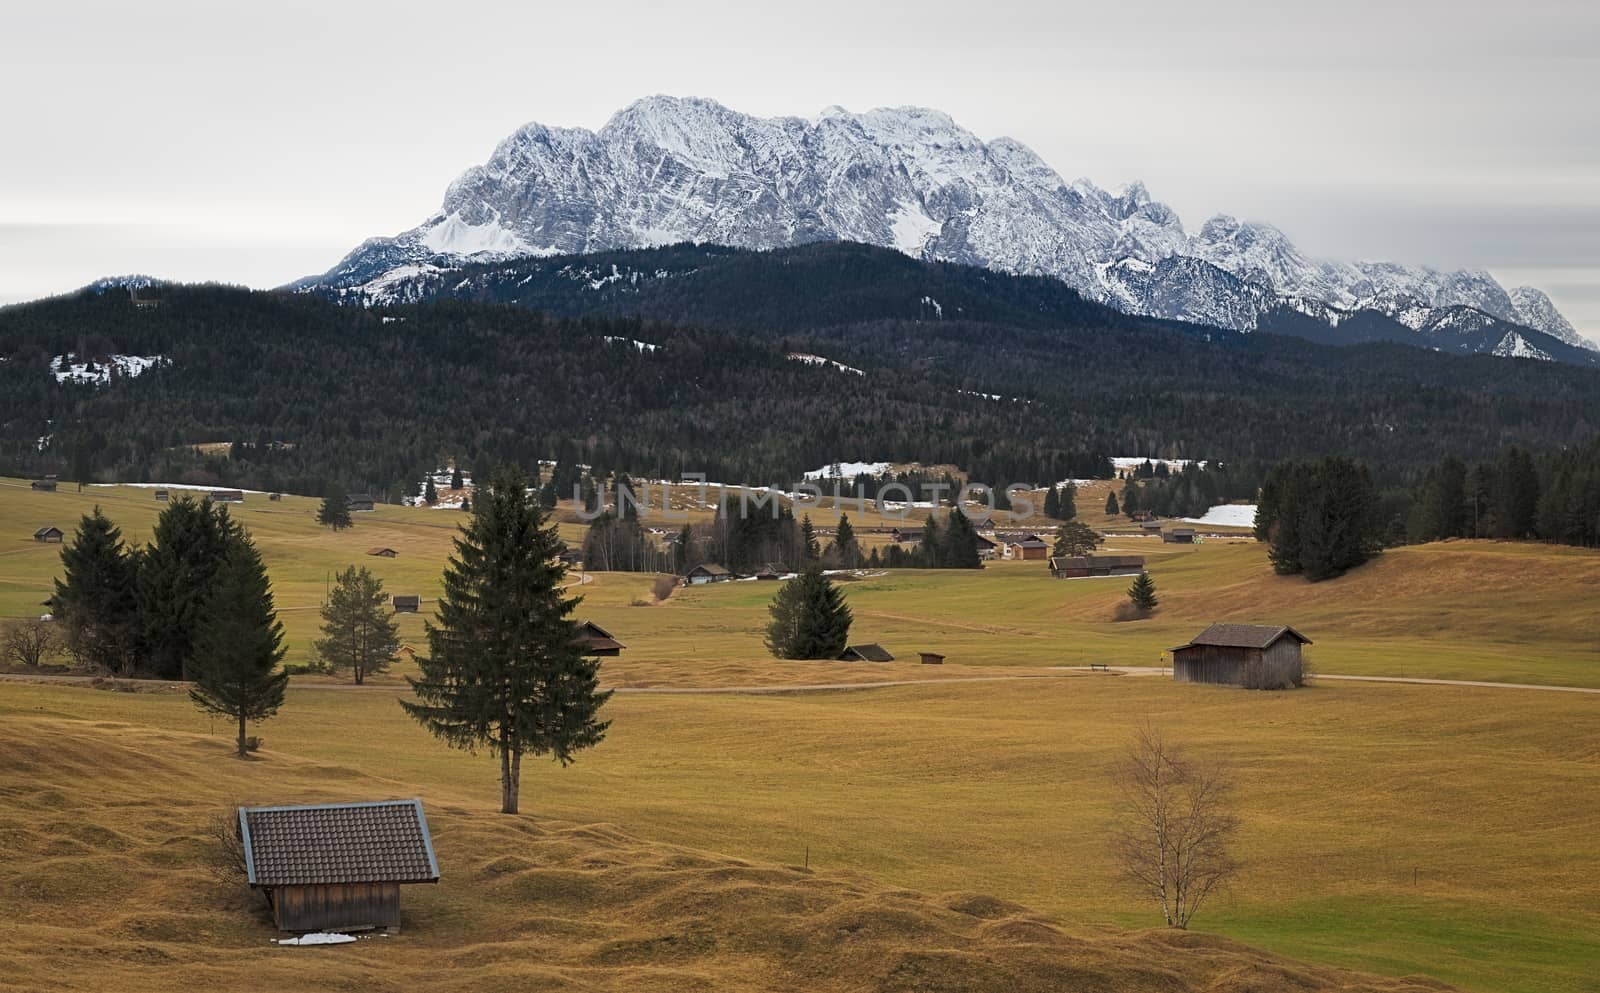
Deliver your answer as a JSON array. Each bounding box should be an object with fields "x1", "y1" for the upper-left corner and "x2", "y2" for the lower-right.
[
  {"x1": 33, "y1": 526, "x2": 64, "y2": 543},
  {"x1": 918, "y1": 652, "x2": 945, "y2": 665},
  {"x1": 839, "y1": 643, "x2": 894, "y2": 662},
  {"x1": 208, "y1": 489, "x2": 244, "y2": 503},
  {"x1": 1162, "y1": 527, "x2": 1196, "y2": 544},
  {"x1": 1049, "y1": 554, "x2": 1145, "y2": 578},
  {"x1": 30, "y1": 480, "x2": 57, "y2": 492},
  {"x1": 574, "y1": 621, "x2": 624, "y2": 657},
  {"x1": 686, "y1": 563, "x2": 732, "y2": 585},
  {"x1": 367, "y1": 547, "x2": 399, "y2": 558},
  {"x1": 347, "y1": 493, "x2": 377, "y2": 513},
  {"x1": 1009, "y1": 538, "x2": 1050, "y2": 561},
  {"x1": 391, "y1": 595, "x2": 420, "y2": 613},
  {"x1": 154, "y1": 489, "x2": 170, "y2": 502},
  {"x1": 1170, "y1": 623, "x2": 1310, "y2": 690},
  {"x1": 237, "y1": 799, "x2": 439, "y2": 933}
]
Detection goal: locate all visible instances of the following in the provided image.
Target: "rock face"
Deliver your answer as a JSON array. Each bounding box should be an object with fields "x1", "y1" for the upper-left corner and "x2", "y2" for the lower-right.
[{"x1": 302, "y1": 95, "x2": 1594, "y2": 353}]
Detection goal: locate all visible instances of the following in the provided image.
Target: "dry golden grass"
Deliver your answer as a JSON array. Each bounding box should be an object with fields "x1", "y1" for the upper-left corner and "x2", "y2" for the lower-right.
[{"x1": 0, "y1": 707, "x2": 1464, "y2": 993}]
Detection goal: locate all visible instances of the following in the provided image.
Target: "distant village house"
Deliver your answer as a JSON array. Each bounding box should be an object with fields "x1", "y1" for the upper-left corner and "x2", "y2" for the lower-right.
[
  {"x1": 686, "y1": 563, "x2": 732, "y2": 584},
  {"x1": 209, "y1": 489, "x2": 245, "y2": 503},
  {"x1": 30, "y1": 479, "x2": 56, "y2": 492}
]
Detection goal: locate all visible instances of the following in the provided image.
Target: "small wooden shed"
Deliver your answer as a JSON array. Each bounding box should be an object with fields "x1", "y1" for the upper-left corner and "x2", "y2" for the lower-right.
[
  {"x1": 919, "y1": 651, "x2": 945, "y2": 665},
  {"x1": 154, "y1": 489, "x2": 170, "y2": 502},
  {"x1": 1162, "y1": 527, "x2": 1196, "y2": 544},
  {"x1": 686, "y1": 563, "x2": 732, "y2": 584},
  {"x1": 347, "y1": 493, "x2": 377, "y2": 513},
  {"x1": 1171, "y1": 623, "x2": 1310, "y2": 690},
  {"x1": 1049, "y1": 554, "x2": 1145, "y2": 578},
  {"x1": 839, "y1": 643, "x2": 894, "y2": 662},
  {"x1": 238, "y1": 799, "x2": 440, "y2": 933},
  {"x1": 367, "y1": 547, "x2": 399, "y2": 558},
  {"x1": 574, "y1": 621, "x2": 625, "y2": 656},
  {"x1": 391, "y1": 595, "x2": 420, "y2": 613},
  {"x1": 1010, "y1": 538, "x2": 1050, "y2": 561},
  {"x1": 209, "y1": 489, "x2": 245, "y2": 503},
  {"x1": 33, "y1": 526, "x2": 65, "y2": 543},
  {"x1": 30, "y1": 480, "x2": 57, "y2": 492}
]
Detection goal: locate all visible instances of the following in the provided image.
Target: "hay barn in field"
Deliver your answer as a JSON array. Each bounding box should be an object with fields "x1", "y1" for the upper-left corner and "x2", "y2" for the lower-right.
[
  {"x1": 347, "y1": 493, "x2": 377, "y2": 512},
  {"x1": 1171, "y1": 623, "x2": 1310, "y2": 690},
  {"x1": 686, "y1": 563, "x2": 732, "y2": 584},
  {"x1": 574, "y1": 621, "x2": 624, "y2": 656},
  {"x1": 208, "y1": 489, "x2": 244, "y2": 503},
  {"x1": 391, "y1": 595, "x2": 420, "y2": 613},
  {"x1": 1049, "y1": 554, "x2": 1145, "y2": 578},
  {"x1": 33, "y1": 526, "x2": 64, "y2": 543},
  {"x1": 1163, "y1": 527, "x2": 1196, "y2": 544},
  {"x1": 238, "y1": 799, "x2": 439, "y2": 933},
  {"x1": 30, "y1": 479, "x2": 56, "y2": 492},
  {"x1": 839, "y1": 643, "x2": 894, "y2": 662}
]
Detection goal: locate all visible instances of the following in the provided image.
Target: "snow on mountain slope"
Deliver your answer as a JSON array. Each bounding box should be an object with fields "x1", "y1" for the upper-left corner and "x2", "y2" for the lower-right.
[{"x1": 302, "y1": 95, "x2": 1593, "y2": 355}]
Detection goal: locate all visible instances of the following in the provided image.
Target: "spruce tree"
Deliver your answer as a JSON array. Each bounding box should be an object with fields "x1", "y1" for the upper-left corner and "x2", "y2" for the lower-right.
[
  {"x1": 800, "y1": 515, "x2": 821, "y2": 562},
  {"x1": 1059, "y1": 481, "x2": 1078, "y2": 521},
  {"x1": 424, "y1": 477, "x2": 438, "y2": 506},
  {"x1": 764, "y1": 566, "x2": 853, "y2": 659},
  {"x1": 943, "y1": 512, "x2": 982, "y2": 568},
  {"x1": 189, "y1": 532, "x2": 287, "y2": 757},
  {"x1": 1122, "y1": 480, "x2": 1141, "y2": 518},
  {"x1": 832, "y1": 513, "x2": 860, "y2": 568},
  {"x1": 401, "y1": 467, "x2": 611, "y2": 814},
  {"x1": 1127, "y1": 571, "x2": 1159, "y2": 613},
  {"x1": 1105, "y1": 491, "x2": 1119, "y2": 516},
  {"x1": 138, "y1": 496, "x2": 231, "y2": 680},
  {"x1": 1043, "y1": 486, "x2": 1061, "y2": 520},
  {"x1": 52, "y1": 507, "x2": 141, "y2": 676},
  {"x1": 319, "y1": 484, "x2": 352, "y2": 531},
  {"x1": 316, "y1": 565, "x2": 400, "y2": 684},
  {"x1": 451, "y1": 464, "x2": 464, "y2": 490}
]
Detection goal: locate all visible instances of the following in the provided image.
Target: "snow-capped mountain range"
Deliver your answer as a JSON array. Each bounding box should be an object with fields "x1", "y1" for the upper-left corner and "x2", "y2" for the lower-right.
[{"x1": 301, "y1": 96, "x2": 1595, "y2": 356}]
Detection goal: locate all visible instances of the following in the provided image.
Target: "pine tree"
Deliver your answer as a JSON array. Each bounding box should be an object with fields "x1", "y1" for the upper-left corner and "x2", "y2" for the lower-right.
[
  {"x1": 800, "y1": 515, "x2": 821, "y2": 562},
  {"x1": 424, "y1": 477, "x2": 438, "y2": 506},
  {"x1": 189, "y1": 531, "x2": 288, "y2": 758},
  {"x1": 1122, "y1": 480, "x2": 1141, "y2": 518},
  {"x1": 319, "y1": 484, "x2": 353, "y2": 531},
  {"x1": 138, "y1": 496, "x2": 231, "y2": 680},
  {"x1": 832, "y1": 514, "x2": 860, "y2": 568},
  {"x1": 451, "y1": 464, "x2": 464, "y2": 490},
  {"x1": 1105, "y1": 491, "x2": 1119, "y2": 516},
  {"x1": 401, "y1": 467, "x2": 611, "y2": 815},
  {"x1": 52, "y1": 507, "x2": 141, "y2": 676},
  {"x1": 1044, "y1": 486, "x2": 1061, "y2": 520},
  {"x1": 316, "y1": 565, "x2": 400, "y2": 684},
  {"x1": 764, "y1": 566, "x2": 853, "y2": 659},
  {"x1": 942, "y1": 512, "x2": 982, "y2": 568},
  {"x1": 1127, "y1": 571, "x2": 1159, "y2": 613},
  {"x1": 1059, "y1": 481, "x2": 1078, "y2": 521}
]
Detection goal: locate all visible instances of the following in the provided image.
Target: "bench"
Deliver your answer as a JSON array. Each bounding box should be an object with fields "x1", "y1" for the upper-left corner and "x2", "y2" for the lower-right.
[{"x1": 1089, "y1": 663, "x2": 1110, "y2": 672}]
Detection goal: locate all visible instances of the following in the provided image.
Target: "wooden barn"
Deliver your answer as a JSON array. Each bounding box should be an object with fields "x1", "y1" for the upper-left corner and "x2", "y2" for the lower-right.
[
  {"x1": 574, "y1": 621, "x2": 624, "y2": 656},
  {"x1": 238, "y1": 799, "x2": 439, "y2": 933},
  {"x1": 347, "y1": 493, "x2": 377, "y2": 513},
  {"x1": 974, "y1": 533, "x2": 999, "y2": 560},
  {"x1": 1049, "y1": 554, "x2": 1145, "y2": 578},
  {"x1": 918, "y1": 651, "x2": 945, "y2": 665},
  {"x1": 1162, "y1": 527, "x2": 1196, "y2": 544},
  {"x1": 33, "y1": 526, "x2": 64, "y2": 543},
  {"x1": 30, "y1": 479, "x2": 56, "y2": 492},
  {"x1": 154, "y1": 489, "x2": 170, "y2": 502},
  {"x1": 686, "y1": 563, "x2": 732, "y2": 584},
  {"x1": 1170, "y1": 623, "x2": 1310, "y2": 690},
  {"x1": 1010, "y1": 537, "x2": 1050, "y2": 561},
  {"x1": 209, "y1": 489, "x2": 245, "y2": 503},
  {"x1": 391, "y1": 595, "x2": 420, "y2": 613},
  {"x1": 367, "y1": 547, "x2": 399, "y2": 558},
  {"x1": 839, "y1": 643, "x2": 894, "y2": 662},
  {"x1": 1139, "y1": 519, "x2": 1164, "y2": 533}
]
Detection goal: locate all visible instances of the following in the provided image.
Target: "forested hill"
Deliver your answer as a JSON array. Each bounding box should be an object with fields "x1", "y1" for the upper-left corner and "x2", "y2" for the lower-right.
[
  {"x1": 1, "y1": 280, "x2": 1598, "y2": 499},
  {"x1": 298, "y1": 241, "x2": 1600, "y2": 367}
]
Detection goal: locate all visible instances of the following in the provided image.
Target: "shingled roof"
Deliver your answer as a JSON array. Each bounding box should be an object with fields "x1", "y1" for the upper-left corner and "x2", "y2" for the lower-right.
[
  {"x1": 1172, "y1": 623, "x2": 1312, "y2": 651},
  {"x1": 238, "y1": 799, "x2": 440, "y2": 887}
]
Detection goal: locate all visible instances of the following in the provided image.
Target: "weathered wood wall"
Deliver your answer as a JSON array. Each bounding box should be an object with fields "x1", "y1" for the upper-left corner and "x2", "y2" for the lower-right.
[
  {"x1": 271, "y1": 881, "x2": 402, "y2": 932},
  {"x1": 1174, "y1": 642, "x2": 1301, "y2": 689}
]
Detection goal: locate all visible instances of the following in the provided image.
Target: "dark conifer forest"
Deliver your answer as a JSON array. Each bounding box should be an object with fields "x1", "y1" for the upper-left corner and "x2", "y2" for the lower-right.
[{"x1": 2, "y1": 243, "x2": 1599, "y2": 541}]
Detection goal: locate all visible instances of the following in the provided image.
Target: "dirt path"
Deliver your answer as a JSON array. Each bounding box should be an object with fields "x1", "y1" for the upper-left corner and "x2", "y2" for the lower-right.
[{"x1": 4, "y1": 668, "x2": 1596, "y2": 695}]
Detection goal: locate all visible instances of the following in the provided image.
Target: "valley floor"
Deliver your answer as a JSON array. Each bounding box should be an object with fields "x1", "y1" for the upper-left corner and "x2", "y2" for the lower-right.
[{"x1": 2, "y1": 481, "x2": 1597, "y2": 992}]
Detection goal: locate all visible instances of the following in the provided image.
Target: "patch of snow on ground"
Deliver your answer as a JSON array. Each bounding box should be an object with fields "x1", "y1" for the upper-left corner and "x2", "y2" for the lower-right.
[
  {"x1": 275, "y1": 932, "x2": 358, "y2": 946},
  {"x1": 921, "y1": 295, "x2": 943, "y2": 318},
  {"x1": 1110, "y1": 456, "x2": 1208, "y2": 472},
  {"x1": 1180, "y1": 504, "x2": 1258, "y2": 528},
  {"x1": 803, "y1": 461, "x2": 891, "y2": 480},
  {"x1": 604, "y1": 336, "x2": 661, "y2": 353},
  {"x1": 93, "y1": 482, "x2": 274, "y2": 496},
  {"x1": 51, "y1": 354, "x2": 166, "y2": 385},
  {"x1": 787, "y1": 353, "x2": 864, "y2": 375}
]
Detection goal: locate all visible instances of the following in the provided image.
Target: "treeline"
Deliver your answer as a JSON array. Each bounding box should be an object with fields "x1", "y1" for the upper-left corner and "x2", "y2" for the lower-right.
[
  {"x1": 1399, "y1": 439, "x2": 1600, "y2": 547},
  {"x1": 6, "y1": 273, "x2": 1600, "y2": 502},
  {"x1": 1119, "y1": 462, "x2": 1267, "y2": 520}
]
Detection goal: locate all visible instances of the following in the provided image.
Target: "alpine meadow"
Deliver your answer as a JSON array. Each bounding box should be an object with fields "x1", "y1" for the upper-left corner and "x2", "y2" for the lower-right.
[{"x1": 3, "y1": 7, "x2": 1598, "y2": 993}]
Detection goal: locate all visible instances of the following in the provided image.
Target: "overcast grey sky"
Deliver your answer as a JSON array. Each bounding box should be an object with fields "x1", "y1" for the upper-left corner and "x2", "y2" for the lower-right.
[{"x1": 3, "y1": 0, "x2": 1596, "y2": 340}]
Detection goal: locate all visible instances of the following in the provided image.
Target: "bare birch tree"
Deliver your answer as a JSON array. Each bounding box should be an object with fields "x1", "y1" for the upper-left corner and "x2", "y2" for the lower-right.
[{"x1": 1110, "y1": 723, "x2": 1240, "y2": 928}]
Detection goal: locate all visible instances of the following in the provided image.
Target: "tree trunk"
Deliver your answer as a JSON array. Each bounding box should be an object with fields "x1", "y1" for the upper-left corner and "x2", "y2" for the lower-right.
[
  {"x1": 237, "y1": 712, "x2": 248, "y2": 759},
  {"x1": 499, "y1": 736, "x2": 520, "y2": 814}
]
